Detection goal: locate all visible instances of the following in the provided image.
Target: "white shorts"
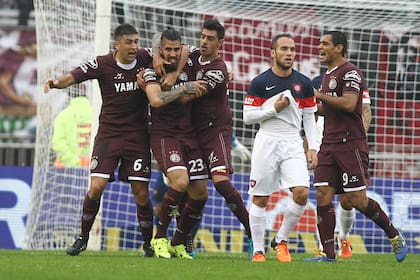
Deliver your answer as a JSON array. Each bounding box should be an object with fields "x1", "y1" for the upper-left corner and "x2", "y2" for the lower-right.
[{"x1": 248, "y1": 131, "x2": 310, "y2": 196}]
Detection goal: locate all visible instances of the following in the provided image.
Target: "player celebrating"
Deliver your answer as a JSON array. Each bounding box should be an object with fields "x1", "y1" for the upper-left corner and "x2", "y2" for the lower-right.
[
  {"x1": 244, "y1": 34, "x2": 318, "y2": 262},
  {"x1": 45, "y1": 24, "x2": 194, "y2": 257},
  {"x1": 188, "y1": 19, "x2": 254, "y2": 259},
  {"x1": 140, "y1": 29, "x2": 208, "y2": 259},
  {"x1": 306, "y1": 30, "x2": 407, "y2": 262}
]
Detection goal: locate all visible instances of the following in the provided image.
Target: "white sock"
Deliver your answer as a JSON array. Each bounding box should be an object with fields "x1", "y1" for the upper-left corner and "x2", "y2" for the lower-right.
[
  {"x1": 339, "y1": 205, "x2": 355, "y2": 241},
  {"x1": 249, "y1": 203, "x2": 266, "y2": 253},
  {"x1": 275, "y1": 199, "x2": 305, "y2": 243}
]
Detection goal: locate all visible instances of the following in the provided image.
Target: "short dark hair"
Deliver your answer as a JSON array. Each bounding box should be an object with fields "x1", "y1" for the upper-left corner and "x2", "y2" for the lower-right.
[
  {"x1": 114, "y1": 23, "x2": 138, "y2": 40},
  {"x1": 324, "y1": 30, "x2": 348, "y2": 56},
  {"x1": 271, "y1": 34, "x2": 293, "y2": 49},
  {"x1": 161, "y1": 28, "x2": 181, "y2": 42},
  {"x1": 203, "y1": 19, "x2": 225, "y2": 39}
]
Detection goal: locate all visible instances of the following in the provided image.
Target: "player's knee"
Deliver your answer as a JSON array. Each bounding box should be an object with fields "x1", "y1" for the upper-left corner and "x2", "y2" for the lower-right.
[
  {"x1": 170, "y1": 177, "x2": 189, "y2": 191},
  {"x1": 292, "y1": 186, "x2": 309, "y2": 205},
  {"x1": 252, "y1": 195, "x2": 269, "y2": 207},
  {"x1": 188, "y1": 186, "x2": 208, "y2": 200},
  {"x1": 88, "y1": 184, "x2": 106, "y2": 199}
]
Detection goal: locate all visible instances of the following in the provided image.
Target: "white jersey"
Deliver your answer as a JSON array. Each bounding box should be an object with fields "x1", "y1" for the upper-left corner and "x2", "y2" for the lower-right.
[{"x1": 244, "y1": 68, "x2": 317, "y2": 194}]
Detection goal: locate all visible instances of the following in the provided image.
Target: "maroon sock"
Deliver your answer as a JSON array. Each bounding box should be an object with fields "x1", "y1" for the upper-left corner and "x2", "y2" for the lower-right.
[
  {"x1": 171, "y1": 198, "x2": 206, "y2": 246},
  {"x1": 81, "y1": 194, "x2": 100, "y2": 238},
  {"x1": 137, "y1": 200, "x2": 154, "y2": 246},
  {"x1": 214, "y1": 180, "x2": 251, "y2": 238},
  {"x1": 317, "y1": 203, "x2": 336, "y2": 259},
  {"x1": 155, "y1": 188, "x2": 185, "y2": 238},
  {"x1": 176, "y1": 192, "x2": 188, "y2": 226},
  {"x1": 360, "y1": 198, "x2": 398, "y2": 238}
]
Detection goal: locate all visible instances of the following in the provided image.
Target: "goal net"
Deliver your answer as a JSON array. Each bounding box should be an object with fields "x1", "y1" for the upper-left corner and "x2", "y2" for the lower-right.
[{"x1": 25, "y1": 0, "x2": 420, "y2": 255}]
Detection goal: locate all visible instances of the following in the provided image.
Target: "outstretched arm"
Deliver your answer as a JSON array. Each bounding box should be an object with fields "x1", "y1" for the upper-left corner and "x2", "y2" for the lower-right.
[{"x1": 44, "y1": 73, "x2": 76, "y2": 93}]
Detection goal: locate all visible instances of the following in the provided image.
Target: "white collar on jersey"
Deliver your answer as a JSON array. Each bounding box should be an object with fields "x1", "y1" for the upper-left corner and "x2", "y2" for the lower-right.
[
  {"x1": 326, "y1": 65, "x2": 338, "y2": 74},
  {"x1": 116, "y1": 59, "x2": 137, "y2": 70},
  {"x1": 198, "y1": 55, "x2": 220, "y2": 65}
]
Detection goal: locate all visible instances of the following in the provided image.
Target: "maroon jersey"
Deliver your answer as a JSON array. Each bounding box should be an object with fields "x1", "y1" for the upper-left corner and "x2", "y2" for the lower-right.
[
  {"x1": 320, "y1": 61, "x2": 366, "y2": 143},
  {"x1": 190, "y1": 49, "x2": 231, "y2": 131},
  {"x1": 143, "y1": 63, "x2": 196, "y2": 136},
  {"x1": 71, "y1": 49, "x2": 152, "y2": 134}
]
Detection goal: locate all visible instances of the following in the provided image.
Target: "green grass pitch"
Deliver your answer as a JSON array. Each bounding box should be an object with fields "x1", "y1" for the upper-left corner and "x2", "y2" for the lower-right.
[{"x1": 1, "y1": 250, "x2": 419, "y2": 280}]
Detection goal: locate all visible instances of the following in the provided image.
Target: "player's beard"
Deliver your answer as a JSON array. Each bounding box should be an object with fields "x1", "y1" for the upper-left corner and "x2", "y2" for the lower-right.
[
  {"x1": 276, "y1": 59, "x2": 293, "y2": 71},
  {"x1": 164, "y1": 62, "x2": 178, "y2": 72}
]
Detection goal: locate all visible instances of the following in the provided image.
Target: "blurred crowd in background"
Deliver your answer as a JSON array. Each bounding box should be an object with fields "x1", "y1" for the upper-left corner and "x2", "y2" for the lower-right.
[{"x1": 0, "y1": 0, "x2": 36, "y2": 143}]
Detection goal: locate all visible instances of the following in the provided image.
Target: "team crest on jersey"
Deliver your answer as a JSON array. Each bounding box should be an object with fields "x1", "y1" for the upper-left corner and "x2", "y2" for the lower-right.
[
  {"x1": 80, "y1": 59, "x2": 98, "y2": 73},
  {"x1": 250, "y1": 180, "x2": 256, "y2": 188},
  {"x1": 169, "y1": 151, "x2": 181, "y2": 163},
  {"x1": 90, "y1": 157, "x2": 98, "y2": 170},
  {"x1": 293, "y1": 83, "x2": 302, "y2": 93},
  {"x1": 328, "y1": 78, "x2": 337, "y2": 89},
  {"x1": 343, "y1": 70, "x2": 362, "y2": 83}
]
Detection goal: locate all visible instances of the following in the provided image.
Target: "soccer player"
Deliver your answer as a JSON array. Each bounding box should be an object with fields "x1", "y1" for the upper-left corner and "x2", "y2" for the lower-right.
[
  {"x1": 44, "y1": 24, "x2": 195, "y2": 258},
  {"x1": 306, "y1": 30, "x2": 407, "y2": 262},
  {"x1": 189, "y1": 19, "x2": 254, "y2": 259},
  {"x1": 312, "y1": 73, "x2": 372, "y2": 258},
  {"x1": 244, "y1": 34, "x2": 318, "y2": 262},
  {"x1": 140, "y1": 29, "x2": 208, "y2": 259},
  {"x1": 151, "y1": 132, "x2": 251, "y2": 258}
]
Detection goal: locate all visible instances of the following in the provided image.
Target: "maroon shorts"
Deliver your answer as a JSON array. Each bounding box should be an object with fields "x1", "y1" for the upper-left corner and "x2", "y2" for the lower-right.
[
  {"x1": 150, "y1": 133, "x2": 208, "y2": 180},
  {"x1": 197, "y1": 125, "x2": 233, "y2": 177},
  {"x1": 90, "y1": 129, "x2": 151, "y2": 182},
  {"x1": 314, "y1": 138, "x2": 370, "y2": 193}
]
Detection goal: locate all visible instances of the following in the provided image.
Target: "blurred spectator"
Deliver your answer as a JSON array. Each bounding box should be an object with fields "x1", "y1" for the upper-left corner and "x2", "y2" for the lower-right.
[
  {"x1": 0, "y1": 29, "x2": 37, "y2": 141},
  {"x1": 0, "y1": 30, "x2": 36, "y2": 116}
]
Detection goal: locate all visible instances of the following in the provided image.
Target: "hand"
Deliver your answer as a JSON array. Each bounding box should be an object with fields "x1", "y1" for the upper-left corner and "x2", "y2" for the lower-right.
[
  {"x1": 44, "y1": 78, "x2": 57, "y2": 93},
  {"x1": 184, "y1": 80, "x2": 207, "y2": 97},
  {"x1": 306, "y1": 149, "x2": 318, "y2": 170},
  {"x1": 314, "y1": 89, "x2": 323, "y2": 99},
  {"x1": 152, "y1": 54, "x2": 168, "y2": 77},
  {"x1": 228, "y1": 71, "x2": 233, "y2": 82},
  {"x1": 193, "y1": 80, "x2": 208, "y2": 97},
  {"x1": 137, "y1": 70, "x2": 146, "y2": 91},
  {"x1": 231, "y1": 138, "x2": 252, "y2": 162},
  {"x1": 160, "y1": 71, "x2": 178, "y2": 88},
  {"x1": 274, "y1": 93, "x2": 290, "y2": 112}
]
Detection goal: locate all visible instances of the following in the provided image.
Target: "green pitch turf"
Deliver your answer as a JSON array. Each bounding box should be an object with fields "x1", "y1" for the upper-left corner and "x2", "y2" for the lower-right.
[{"x1": 1, "y1": 250, "x2": 419, "y2": 280}]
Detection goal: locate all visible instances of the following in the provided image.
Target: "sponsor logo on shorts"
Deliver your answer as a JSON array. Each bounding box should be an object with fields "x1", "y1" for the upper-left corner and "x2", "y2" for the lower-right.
[{"x1": 90, "y1": 157, "x2": 98, "y2": 170}]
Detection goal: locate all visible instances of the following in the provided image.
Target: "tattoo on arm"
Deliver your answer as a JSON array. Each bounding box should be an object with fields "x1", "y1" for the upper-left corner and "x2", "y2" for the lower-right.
[{"x1": 157, "y1": 82, "x2": 195, "y2": 105}]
